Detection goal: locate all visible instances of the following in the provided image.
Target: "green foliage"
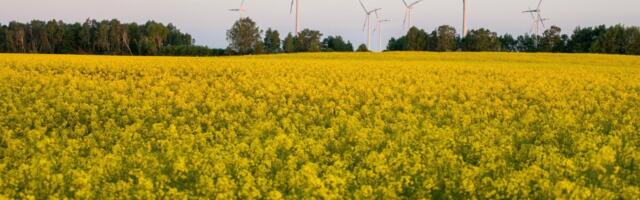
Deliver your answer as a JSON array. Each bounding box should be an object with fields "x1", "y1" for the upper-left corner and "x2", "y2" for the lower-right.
[
  {"x1": 406, "y1": 27, "x2": 429, "y2": 51},
  {"x1": 295, "y1": 29, "x2": 323, "y2": 52},
  {"x1": 434, "y1": 25, "x2": 458, "y2": 52},
  {"x1": 499, "y1": 34, "x2": 518, "y2": 52},
  {"x1": 568, "y1": 25, "x2": 608, "y2": 53},
  {"x1": 226, "y1": 17, "x2": 262, "y2": 55},
  {"x1": 387, "y1": 24, "x2": 640, "y2": 55},
  {"x1": 0, "y1": 19, "x2": 196, "y2": 56},
  {"x1": 322, "y1": 36, "x2": 354, "y2": 52},
  {"x1": 263, "y1": 28, "x2": 282, "y2": 53},
  {"x1": 159, "y1": 45, "x2": 224, "y2": 56},
  {"x1": 386, "y1": 37, "x2": 407, "y2": 51},
  {"x1": 592, "y1": 24, "x2": 628, "y2": 54},
  {"x1": 356, "y1": 44, "x2": 369, "y2": 52},
  {"x1": 541, "y1": 26, "x2": 565, "y2": 52},
  {"x1": 282, "y1": 33, "x2": 296, "y2": 53},
  {"x1": 625, "y1": 27, "x2": 640, "y2": 55},
  {"x1": 462, "y1": 28, "x2": 501, "y2": 51}
]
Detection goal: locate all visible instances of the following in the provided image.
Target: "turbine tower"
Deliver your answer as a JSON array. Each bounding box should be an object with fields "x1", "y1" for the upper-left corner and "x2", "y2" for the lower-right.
[
  {"x1": 229, "y1": 0, "x2": 247, "y2": 18},
  {"x1": 462, "y1": 0, "x2": 468, "y2": 37},
  {"x1": 373, "y1": 10, "x2": 391, "y2": 52},
  {"x1": 359, "y1": 0, "x2": 381, "y2": 50},
  {"x1": 290, "y1": 0, "x2": 300, "y2": 34},
  {"x1": 401, "y1": 0, "x2": 425, "y2": 30},
  {"x1": 522, "y1": 0, "x2": 548, "y2": 35}
]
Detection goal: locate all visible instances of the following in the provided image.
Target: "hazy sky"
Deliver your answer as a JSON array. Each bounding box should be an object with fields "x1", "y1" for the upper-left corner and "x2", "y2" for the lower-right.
[{"x1": 2, "y1": 0, "x2": 639, "y2": 49}]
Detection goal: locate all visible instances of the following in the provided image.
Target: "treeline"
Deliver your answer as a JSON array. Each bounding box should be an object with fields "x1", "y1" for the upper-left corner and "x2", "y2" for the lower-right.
[
  {"x1": 225, "y1": 18, "x2": 356, "y2": 55},
  {"x1": 0, "y1": 19, "x2": 224, "y2": 56},
  {"x1": 2, "y1": 18, "x2": 639, "y2": 56},
  {"x1": 388, "y1": 24, "x2": 640, "y2": 55}
]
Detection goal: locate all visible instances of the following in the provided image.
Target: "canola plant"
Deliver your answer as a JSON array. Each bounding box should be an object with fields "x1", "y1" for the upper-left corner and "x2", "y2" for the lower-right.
[{"x1": 0, "y1": 53, "x2": 639, "y2": 199}]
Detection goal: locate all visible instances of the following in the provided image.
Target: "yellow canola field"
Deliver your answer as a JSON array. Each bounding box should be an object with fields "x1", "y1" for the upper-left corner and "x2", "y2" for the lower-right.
[{"x1": 0, "y1": 52, "x2": 639, "y2": 199}]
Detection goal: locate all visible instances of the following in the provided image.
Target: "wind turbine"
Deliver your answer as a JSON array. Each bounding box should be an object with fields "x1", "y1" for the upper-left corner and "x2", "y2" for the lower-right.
[
  {"x1": 462, "y1": 0, "x2": 468, "y2": 37},
  {"x1": 229, "y1": 0, "x2": 247, "y2": 18},
  {"x1": 290, "y1": 0, "x2": 300, "y2": 34},
  {"x1": 401, "y1": 0, "x2": 425, "y2": 30},
  {"x1": 373, "y1": 10, "x2": 391, "y2": 52},
  {"x1": 522, "y1": 0, "x2": 548, "y2": 35},
  {"x1": 359, "y1": 0, "x2": 381, "y2": 50}
]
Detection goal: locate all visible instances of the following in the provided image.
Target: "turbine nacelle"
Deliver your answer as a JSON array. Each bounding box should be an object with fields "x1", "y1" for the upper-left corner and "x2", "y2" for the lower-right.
[
  {"x1": 229, "y1": 0, "x2": 248, "y2": 18},
  {"x1": 523, "y1": 0, "x2": 548, "y2": 36},
  {"x1": 401, "y1": 0, "x2": 425, "y2": 30}
]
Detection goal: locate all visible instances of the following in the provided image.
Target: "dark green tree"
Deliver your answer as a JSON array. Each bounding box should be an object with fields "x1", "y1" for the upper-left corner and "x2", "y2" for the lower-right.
[
  {"x1": 79, "y1": 19, "x2": 94, "y2": 53},
  {"x1": 0, "y1": 19, "x2": 202, "y2": 55},
  {"x1": 144, "y1": 21, "x2": 170, "y2": 55},
  {"x1": 94, "y1": 20, "x2": 111, "y2": 54},
  {"x1": 624, "y1": 26, "x2": 640, "y2": 55},
  {"x1": 295, "y1": 29, "x2": 322, "y2": 52},
  {"x1": 462, "y1": 28, "x2": 501, "y2": 51},
  {"x1": 435, "y1": 25, "x2": 457, "y2": 51},
  {"x1": 499, "y1": 34, "x2": 518, "y2": 52},
  {"x1": 322, "y1": 36, "x2": 353, "y2": 52},
  {"x1": 45, "y1": 20, "x2": 65, "y2": 53},
  {"x1": 386, "y1": 36, "x2": 407, "y2": 51},
  {"x1": 166, "y1": 23, "x2": 193, "y2": 47},
  {"x1": 356, "y1": 44, "x2": 369, "y2": 52},
  {"x1": 7, "y1": 22, "x2": 26, "y2": 52},
  {"x1": 591, "y1": 24, "x2": 627, "y2": 54},
  {"x1": 516, "y1": 34, "x2": 542, "y2": 52},
  {"x1": 541, "y1": 26, "x2": 564, "y2": 52},
  {"x1": 226, "y1": 17, "x2": 262, "y2": 55},
  {"x1": 567, "y1": 25, "x2": 607, "y2": 53},
  {"x1": 263, "y1": 28, "x2": 281, "y2": 53},
  {"x1": 405, "y1": 27, "x2": 429, "y2": 51},
  {"x1": 31, "y1": 20, "x2": 54, "y2": 53},
  {"x1": 0, "y1": 23, "x2": 6, "y2": 52},
  {"x1": 254, "y1": 41, "x2": 265, "y2": 54},
  {"x1": 283, "y1": 33, "x2": 296, "y2": 53}
]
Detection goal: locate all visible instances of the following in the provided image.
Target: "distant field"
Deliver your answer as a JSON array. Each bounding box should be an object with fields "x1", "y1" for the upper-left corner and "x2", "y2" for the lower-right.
[{"x1": 1, "y1": 53, "x2": 639, "y2": 199}]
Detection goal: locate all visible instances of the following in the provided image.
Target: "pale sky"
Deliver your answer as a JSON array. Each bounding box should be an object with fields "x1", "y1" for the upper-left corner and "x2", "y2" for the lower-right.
[{"x1": 1, "y1": 0, "x2": 639, "y2": 49}]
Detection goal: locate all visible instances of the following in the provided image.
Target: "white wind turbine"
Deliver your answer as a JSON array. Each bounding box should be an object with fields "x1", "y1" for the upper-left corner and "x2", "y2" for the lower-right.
[
  {"x1": 229, "y1": 0, "x2": 248, "y2": 18},
  {"x1": 359, "y1": 0, "x2": 381, "y2": 50},
  {"x1": 401, "y1": 0, "x2": 425, "y2": 30},
  {"x1": 522, "y1": 0, "x2": 549, "y2": 35},
  {"x1": 373, "y1": 11, "x2": 391, "y2": 52},
  {"x1": 290, "y1": 0, "x2": 301, "y2": 34},
  {"x1": 462, "y1": 0, "x2": 468, "y2": 37}
]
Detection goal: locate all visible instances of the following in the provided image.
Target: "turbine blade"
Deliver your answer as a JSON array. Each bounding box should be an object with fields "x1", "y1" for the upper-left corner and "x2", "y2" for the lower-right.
[
  {"x1": 290, "y1": 0, "x2": 294, "y2": 14},
  {"x1": 363, "y1": 16, "x2": 368, "y2": 31},
  {"x1": 529, "y1": 9, "x2": 535, "y2": 20},
  {"x1": 537, "y1": 0, "x2": 543, "y2": 9},
  {"x1": 410, "y1": 0, "x2": 424, "y2": 7},
  {"x1": 403, "y1": 10, "x2": 408, "y2": 26},
  {"x1": 402, "y1": 0, "x2": 409, "y2": 7},
  {"x1": 537, "y1": 12, "x2": 543, "y2": 22},
  {"x1": 359, "y1": 0, "x2": 368, "y2": 13},
  {"x1": 369, "y1": 8, "x2": 381, "y2": 15}
]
